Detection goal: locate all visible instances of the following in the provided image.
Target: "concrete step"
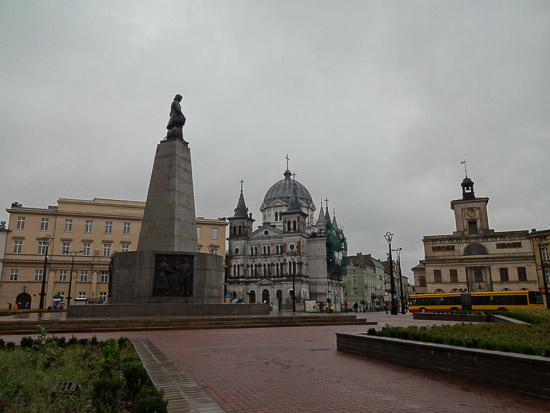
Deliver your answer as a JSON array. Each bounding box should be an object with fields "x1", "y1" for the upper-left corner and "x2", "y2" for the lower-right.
[{"x1": 0, "y1": 314, "x2": 368, "y2": 334}]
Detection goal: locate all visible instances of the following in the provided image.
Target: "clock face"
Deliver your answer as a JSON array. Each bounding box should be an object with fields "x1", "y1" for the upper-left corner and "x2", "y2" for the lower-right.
[{"x1": 466, "y1": 208, "x2": 476, "y2": 217}]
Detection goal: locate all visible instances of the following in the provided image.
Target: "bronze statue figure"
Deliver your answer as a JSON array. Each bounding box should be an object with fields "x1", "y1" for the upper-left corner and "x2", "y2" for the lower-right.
[{"x1": 165, "y1": 94, "x2": 187, "y2": 143}]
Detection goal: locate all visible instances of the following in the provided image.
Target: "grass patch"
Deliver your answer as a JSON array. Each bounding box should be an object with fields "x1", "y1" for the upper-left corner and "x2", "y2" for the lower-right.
[
  {"x1": 374, "y1": 309, "x2": 550, "y2": 357},
  {"x1": 0, "y1": 327, "x2": 167, "y2": 412}
]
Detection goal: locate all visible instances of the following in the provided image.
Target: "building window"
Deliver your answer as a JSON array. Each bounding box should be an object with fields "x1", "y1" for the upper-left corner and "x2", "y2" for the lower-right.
[
  {"x1": 464, "y1": 244, "x2": 488, "y2": 256},
  {"x1": 419, "y1": 276, "x2": 426, "y2": 287},
  {"x1": 83, "y1": 243, "x2": 91, "y2": 256},
  {"x1": 467, "y1": 220, "x2": 478, "y2": 235},
  {"x1": 10, "y1": 269, "x2": 18, "y2": 281},
  {"x1": 37, "y1": 241, "x2": 47, "y2": 255},
  {"x1": 474, "y1": 268, "x2": 483, "y2": 283},
  {"x1": 13, "y1": 240, "x2": 22, "y2": 254},
  {"x1": 352, "y1": 288, "x2": 358, "y2": 295},
  {"x1": 545, "y1": 270, "x2": 550, "y2": 284},
  {"x1": 541, "y1": 247, "x2": 549, "y2": 261},
  {"x1": 352, "y1": 275, "x2": 357, "y2": 284},
  {"x1": 517, "y1": 267, "x2": 527, "y2": 282},
  {"x1": 434, "y1": 270, "x2": 442, "y2": 283},
  {"x1": 123, "y1": 222, "x2": 131, "y2": 235},
  {"x1": 78, "y1": 292, "x2": 86, "y2": 299},
  {"x1": 85, "y1": 220, "x2": 93, "y2": 233},
  {"x1": 105, "y1": 221, "x2": 112, "y2": 234},
  {"x1": 101, "y1": 271, "x2": 109, "y2": 283},
  {"x1": 34, "y1": 270, "x2": 43, "y2": 282},
  {"x1": 80, "y1": 271, "x2": 88, "y2": 282},
  {"x1": 57, "y1": 291, "x2": 65, "y2": 302},
  {"x1": 209, "y1": 245, "x2": 219, "y2": 255},
  {"x1": 121, "y1": 244, "x2": 129, "y2": 252},
  {"x1": 40, "y1": 218, "x2": 49, "y2": 231},
  {"x1": 62, "y1": 242, "x2": 70, "y2": 256},
  {"x1": 450, "y1": 269, "x2": 458, "y2": 283},
  {"x1": 499, "y1": 268, "x2": 509, "y2": 282},
  {"x1": 64, "y1": 219, "x2": 73, "y2": 232},
  {"x1": 212, "y1": 228, "x2": 219, "y2": 240},
  {"x1": 103, "y1": 243, "x2": 111, "y2": 257},
  {"x1": 16, "y1": 216, "x2": 25, "y2": 230},
  {"x1": 197, "y1": 227, "x2": 202, "y2": 239},
  {"x1": 59, "y1": 270, "x2": 67, "y2": 282},
  {"x1": 99, "y1": 291, "x2": 107, "y2": 301}
]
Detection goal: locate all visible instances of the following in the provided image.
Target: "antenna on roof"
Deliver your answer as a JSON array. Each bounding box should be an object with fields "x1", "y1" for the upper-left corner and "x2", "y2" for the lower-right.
[{"x1": 460, "y1": 160, "x2": 468, "y2": 178}]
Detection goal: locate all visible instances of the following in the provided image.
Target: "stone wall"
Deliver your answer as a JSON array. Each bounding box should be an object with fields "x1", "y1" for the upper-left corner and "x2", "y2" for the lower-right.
[
  {"x1": 336, "y1": 333, "x2": 550, "y2": 399},
  {"x1": 68, "y1": 303, "x2": 271, "y2": 318}
]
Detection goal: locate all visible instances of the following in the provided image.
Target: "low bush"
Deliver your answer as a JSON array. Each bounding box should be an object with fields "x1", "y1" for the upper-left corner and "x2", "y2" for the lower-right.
[
  {"x1": 372, "y1": 319, "x2": 550, "y2": 357},
  {"x1": 0, "y1": 330, "x2": 167, "y2": 412},
  {"x1": 135, "y1": 385, "x2": 168, "y2": 413}
]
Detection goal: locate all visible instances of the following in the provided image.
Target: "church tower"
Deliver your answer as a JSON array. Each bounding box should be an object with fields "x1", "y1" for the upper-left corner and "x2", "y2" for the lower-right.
[
  {"x1": 450, "y1": 176, "x2": 493, "y2": 236},
  {"x1": 280, "y1": 179, "x2": 308, "y2": 234},
  {"x1": 228, "y1": 184, "x2": 254, "y2": 239}
]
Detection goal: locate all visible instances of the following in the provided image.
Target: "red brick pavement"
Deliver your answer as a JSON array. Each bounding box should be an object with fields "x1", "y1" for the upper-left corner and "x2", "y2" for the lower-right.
[{"x1": 2, "y1": 312, "x2": 548, "y2": 412}]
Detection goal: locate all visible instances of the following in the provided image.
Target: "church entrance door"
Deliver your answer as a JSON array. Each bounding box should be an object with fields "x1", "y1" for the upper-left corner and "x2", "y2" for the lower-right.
[
  {"x1": 249, "y1": 290, "x2": 256, "y2": 304},
  {"x1": 262, "y1": 289, "x2": 270, "y2": 304},
  {"x1": 276, "y1": 290, "x2": 283, "y2": 308}
]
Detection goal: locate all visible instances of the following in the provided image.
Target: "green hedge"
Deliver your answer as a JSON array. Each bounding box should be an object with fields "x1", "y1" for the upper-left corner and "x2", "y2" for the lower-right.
[
  {"x1": 0, "y1": 327, "x2": 167, "y2": 412},
  {"x1": 370, "y1": 309, "x2": 550, "y2": 357}
]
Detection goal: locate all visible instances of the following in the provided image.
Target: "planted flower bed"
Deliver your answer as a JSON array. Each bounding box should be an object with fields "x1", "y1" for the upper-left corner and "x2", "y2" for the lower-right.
[
  {"x1": 369, "y1": 322, "x2": 550, "y2": 356},
  {"x1": 336, "y1": 309, "x2": 550, "y2": 399},
  {"x1": 0, "y1": 327, "x2": 167, "y2": 412}
]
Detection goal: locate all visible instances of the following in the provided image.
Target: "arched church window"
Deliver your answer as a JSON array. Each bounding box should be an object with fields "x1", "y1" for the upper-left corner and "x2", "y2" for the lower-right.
[
  {"x1": 293, "y1": 220, "x2": 297, "y2": 231},
  {"x1": 275, "y1": 212, "x2": 279, "y2": 221},
  {"x1": 287, "y1": 221, "x2": 291, "y2": 231},
  {"x1": 238, "y1": 225, "x2": 242, "y2": 235}
]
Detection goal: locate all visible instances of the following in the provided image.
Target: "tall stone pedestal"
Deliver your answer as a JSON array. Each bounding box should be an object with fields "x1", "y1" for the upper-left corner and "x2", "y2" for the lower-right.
[{"x1": 68, "y1": 138, "x2": 250, "y2": 318}]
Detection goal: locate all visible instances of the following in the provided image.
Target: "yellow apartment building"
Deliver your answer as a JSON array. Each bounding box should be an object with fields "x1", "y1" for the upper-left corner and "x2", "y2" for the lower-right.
[{"x1": 0, "y1": 198, "x2": 227, "y2": 309}]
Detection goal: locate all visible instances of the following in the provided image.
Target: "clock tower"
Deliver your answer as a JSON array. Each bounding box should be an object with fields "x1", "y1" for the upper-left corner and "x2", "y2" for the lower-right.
[{"x1": 450, "y1": 177, "x2": 493, "y2": 236}]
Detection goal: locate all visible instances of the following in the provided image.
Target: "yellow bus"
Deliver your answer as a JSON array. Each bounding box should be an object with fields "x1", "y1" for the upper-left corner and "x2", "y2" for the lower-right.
[{"x1": 409, "y1": 291, "x2": 543, "y2": 313}]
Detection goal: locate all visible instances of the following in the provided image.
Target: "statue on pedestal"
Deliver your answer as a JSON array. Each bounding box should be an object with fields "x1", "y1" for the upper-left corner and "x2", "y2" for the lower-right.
[{"x1": 165, "y1": 94, "x2": 187, "y2": 143}]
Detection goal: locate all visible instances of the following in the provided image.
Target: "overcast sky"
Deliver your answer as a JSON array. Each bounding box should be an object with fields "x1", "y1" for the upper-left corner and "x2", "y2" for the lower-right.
[{"x1": 1, "y1": 0, "x2": 549, "y2": 280}]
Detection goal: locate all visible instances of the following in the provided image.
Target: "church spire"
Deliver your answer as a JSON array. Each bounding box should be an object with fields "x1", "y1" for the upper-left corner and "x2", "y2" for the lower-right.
[
  {"x1": 287, "y1": 174, "x2": 302, "y2": 213},
  {"x1": 232, "y1": 180, "x2": 250, "y2": 219},
  {"x1": 332, "y1": 209, "x2": 339, "y2": 230}
]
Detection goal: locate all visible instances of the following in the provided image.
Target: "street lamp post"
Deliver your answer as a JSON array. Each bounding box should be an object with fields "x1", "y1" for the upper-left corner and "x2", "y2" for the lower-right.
[
  {"x1": 67, "y1": 250, "x2": 82, "y2": 306},
  {"x1": 384, "y1": 232, "x2": 398, "y2": 315},
  {"x1": 38, "y1": 235, "x2": 52, "y2": 310}
]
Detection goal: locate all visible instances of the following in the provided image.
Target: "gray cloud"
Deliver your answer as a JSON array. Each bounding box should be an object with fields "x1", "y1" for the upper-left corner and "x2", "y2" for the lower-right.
[{"x1": 1, "y1": 0, "x2": 549, "y2": 277}]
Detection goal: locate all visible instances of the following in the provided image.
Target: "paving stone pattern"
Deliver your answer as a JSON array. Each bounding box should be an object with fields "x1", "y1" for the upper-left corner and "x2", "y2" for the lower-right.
[
  {"x1": 132, "y1": 338, "x2": 223, "y2": 413},
  {"x1": 2, "y1": 313, "x2": 549, "y2": 412}
]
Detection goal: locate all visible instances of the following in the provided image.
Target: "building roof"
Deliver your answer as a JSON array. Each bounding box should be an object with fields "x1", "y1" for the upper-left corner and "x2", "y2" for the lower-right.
[
  {"x1": 261, "y1": 170, "x2": 315, "y2": 211},
  {"x1": 231, "y1": 191, "x2": 250, "y2": 219}
]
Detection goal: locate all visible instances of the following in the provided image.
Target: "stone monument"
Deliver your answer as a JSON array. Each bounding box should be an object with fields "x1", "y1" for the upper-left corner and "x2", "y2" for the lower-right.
[{"x1": 67, "y1": 95, "x2": 268, "y2": 318}]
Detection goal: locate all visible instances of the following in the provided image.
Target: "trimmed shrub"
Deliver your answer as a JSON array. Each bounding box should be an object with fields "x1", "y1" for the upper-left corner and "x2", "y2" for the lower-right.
[
  {"x1": 20, "y1": 337, "x2": 34, "y2": 348},
  {"x1": 123, "y1": 358, "x2": 149, "y2": 396},
  {"x1": 135, "y1": 386, "x2": 168, "y2": 413}
]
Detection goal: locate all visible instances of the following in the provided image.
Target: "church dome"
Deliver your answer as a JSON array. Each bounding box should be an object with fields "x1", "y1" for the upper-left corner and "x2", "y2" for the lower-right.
[{"x1": 261, "y1": 170, "x2": 315, "y2": 210}]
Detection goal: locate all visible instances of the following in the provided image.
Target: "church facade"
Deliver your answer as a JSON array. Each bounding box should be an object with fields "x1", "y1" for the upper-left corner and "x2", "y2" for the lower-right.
[{"x1": 225, "y1": 169, "x2": 347, "y2": 311}]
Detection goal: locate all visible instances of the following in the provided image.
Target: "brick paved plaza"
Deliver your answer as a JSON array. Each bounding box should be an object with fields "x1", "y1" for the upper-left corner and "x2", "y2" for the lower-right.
[{"x1": 1, "y1": 312, "x2": 548, "y2": 412}]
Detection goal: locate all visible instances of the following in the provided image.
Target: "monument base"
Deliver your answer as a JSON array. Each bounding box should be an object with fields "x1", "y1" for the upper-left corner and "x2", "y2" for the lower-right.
[
  {"x1": 109, "y1": 251, "x2": 223, "y2": 304},
  {"x1": 66, "y1": 303, "x2": 270, "y2": 318}
]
